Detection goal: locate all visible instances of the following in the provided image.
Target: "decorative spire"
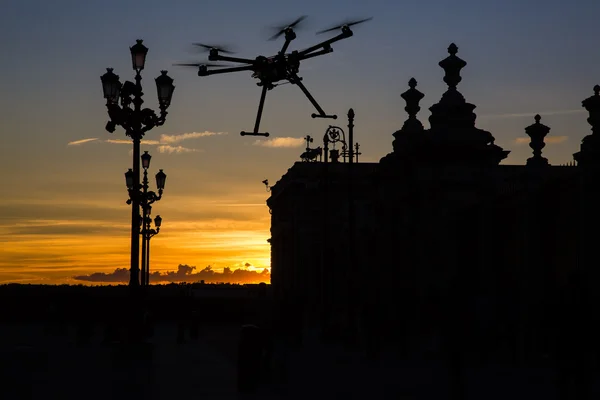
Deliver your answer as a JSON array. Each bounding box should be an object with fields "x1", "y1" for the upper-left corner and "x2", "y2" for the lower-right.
[
  {"x1": 380, "y1": 79, "x2": 426, "y2": 164},
  {"x1": 574, "y1": 85, "x2": 600, "y2": 167},
  {"x1": 525, "y1": 114, "x2": 550, "y2": 167},
  {"x1": 582, "y1": 84, "x2": 600, "y2": 134},
  {"x1": 427, "y1": 43, "x2": 509, "y2": 166},
  {"x1": 402, "y1": 78, "x2": 425, "y2": 119},
  {"x1": 391, "y1": 78, "x2": 425, "y2": 154},
  {"x1": 354, "y1": 143, "x2": 361, "y2": 162},
  {"x1": 439, "y1": 43, "x2": 467, "y2": 90}
]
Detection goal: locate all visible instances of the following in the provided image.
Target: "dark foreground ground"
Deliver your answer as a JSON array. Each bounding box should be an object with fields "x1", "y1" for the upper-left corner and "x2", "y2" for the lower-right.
[
  {"x1": 0, "y1": 322, "x2": 242, "y2": 399},
  {"x1": 2, "y1": 322, "x2": 600, "y2": 399}
]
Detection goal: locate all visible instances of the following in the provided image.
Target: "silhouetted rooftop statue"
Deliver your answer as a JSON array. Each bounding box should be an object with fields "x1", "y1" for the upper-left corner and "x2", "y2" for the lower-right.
[
  {"x1": 525, "y1": 115, "x2": 550, "y2": 167},
  {"x1": 380, "y1": 78, "x2": 425, "y2": 165},
  {"x1": 574, "y1": 85, "x2": 600, "y2": 167},
  {"x1": 427, "y1": 43, "x2": 509, "y2": 166},
  {"x1": 380, "y1": 43, "x2": 510, "y2": 168}
]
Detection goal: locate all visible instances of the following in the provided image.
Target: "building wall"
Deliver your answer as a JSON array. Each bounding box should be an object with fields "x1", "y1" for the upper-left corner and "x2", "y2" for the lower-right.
[{"x1": 267, "y1": 161, "x2": 587, "y2": 361}]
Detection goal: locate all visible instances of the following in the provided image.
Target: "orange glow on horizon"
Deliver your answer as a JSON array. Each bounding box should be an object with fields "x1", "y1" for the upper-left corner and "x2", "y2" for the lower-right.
[{"x1": 0, "y1": 195, "x2": 272, "y2": 285}]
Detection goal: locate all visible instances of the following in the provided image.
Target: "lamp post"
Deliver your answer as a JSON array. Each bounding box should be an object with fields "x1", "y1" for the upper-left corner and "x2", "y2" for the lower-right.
[
  {"x1": 319, "y1": 124, "x2": 349, "y2": 337},
  {"x1": 319, "y1": 111, "x2": 357, "y2": 340},
  {"x1": 144, "y1": 214, "x2": 162, "y2": 286},
  {"x1": 139, "y1": 150, "x2": 166, "y2": 286},
  {"x1": 322, "y1": 125, "x2": 348, "y2": 163},
  {"x1": 126, "y1": 152, "x2": 166, "y2": 287},
  {"x1": 101, "y1": 39, "x2": 175, "y2": 288}
]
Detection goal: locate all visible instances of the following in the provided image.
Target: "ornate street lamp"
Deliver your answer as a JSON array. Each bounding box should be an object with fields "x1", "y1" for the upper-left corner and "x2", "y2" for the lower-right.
[
  {"x1": 156, "y1": 71, "x2": 175, "y2": 109},
  {"x1": 125, "y1": 168, "x2": 134, "y2": 190},
  {"x1": 144, "y1": 214, "x2": 162, "y2": 286},
  {"x1": 129, "y1": 151, "x2": 167, "y2": 286},
  {"x1": 141, "y1": 150, "x2": 152, "y2": 169},
  {"x1": 322, "y1": 125, "x2": 348, "y2": 163},
  {"x1": 101, "y1": 68, "x2": 122, "y2": 104},
  {"x1": 318, "y1": 109, "x2": 359, "y2": 338},
  {"x1": 155, "y1": 169, "x2": 166, "y2": 192},
  {"x1": 101, "y1": 39, "x2": 175, "y2": 288},
  {"x1": 130, "y1": 39, "x2": 148, "y2": 71}
]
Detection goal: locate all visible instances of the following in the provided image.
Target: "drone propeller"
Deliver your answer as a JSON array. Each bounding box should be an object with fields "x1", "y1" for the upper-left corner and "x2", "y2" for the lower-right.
[
  {"x1": 192, "y1": 43, "x2": 236, "y2": 54},
  {"x1": 268, "y1": 15, "x2": 308, "y2": 40},
  {"x1": 316, "y1": 17, "x2": 373, "y2": 34},
  {"x1": 173, "y1": 62, "x2": 230, "y2": 68}
]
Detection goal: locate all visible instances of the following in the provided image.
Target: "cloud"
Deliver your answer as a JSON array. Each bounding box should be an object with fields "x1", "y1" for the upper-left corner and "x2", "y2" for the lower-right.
[
  {"x1": 8, "y1": 223, "x2": 123, "y2": 236},
  {"x1": 479, "y1": 109, "x2": 585, "y2": 120},
  {"x1": 106, "y1": 139, "x2": 159, "y2": 145},
  {"x1": 514, "y1": 136, "x2": 568, "y2": 144},
  {"x1": 69, "y1": 131, "x2": 227, "y2": 154},
  {"x1": 157, "y1": 145, "x2": 199, "y2": 154},
  {"x1": 68, "y1": 138, "x2": 98, "y2": 146},
  {"x1": 159, "y1": 131, "x2": 227, "y2": 144},
  {"x1": 73, "y1": 268, "x2": 130, "y2": 283},
  {"x1": 253, "y1": 137, "x2": 305, "y2": 148},
  {"x1": 73, "y1": 264, "x2": 270, "y2": 284},
  {"x1": 105, "y1": 139, "x2": 131, "y2": 144}
]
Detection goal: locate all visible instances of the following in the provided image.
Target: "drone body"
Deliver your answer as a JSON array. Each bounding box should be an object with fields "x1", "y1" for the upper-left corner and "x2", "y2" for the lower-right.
[
  {"x1": 176, "y1": 17, "x2": 371, "y2": 137},
  {"x1": 248, "y1": 54, "x2": 300, "y2": 86}
]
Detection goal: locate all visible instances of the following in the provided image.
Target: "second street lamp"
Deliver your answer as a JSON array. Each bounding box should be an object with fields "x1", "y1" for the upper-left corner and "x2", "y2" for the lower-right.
[
  {"x1": 101, "y1": 39, "x2": 175, "y2": 288},
  {"x1": 132, "y1": 151, "x2": 167, "y2": 286},
  {"x1": 144, "y1": 214, "x2": 162, "y2": 286}
]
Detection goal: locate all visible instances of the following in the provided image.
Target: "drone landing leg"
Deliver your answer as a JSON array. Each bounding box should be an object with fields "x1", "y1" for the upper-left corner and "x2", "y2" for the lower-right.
[
  {"x1": 290, "y1": 76, "x2": 337, "y2": 120},
  {"x1": 241, "y1": 85, "x2": 270, "y2": 137}
]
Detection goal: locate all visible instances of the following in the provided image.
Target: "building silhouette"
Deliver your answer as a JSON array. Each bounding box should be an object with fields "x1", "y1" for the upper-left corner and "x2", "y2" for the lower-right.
[{"x1": 266, "y1": 43, "x2": 600, "y2": 366}]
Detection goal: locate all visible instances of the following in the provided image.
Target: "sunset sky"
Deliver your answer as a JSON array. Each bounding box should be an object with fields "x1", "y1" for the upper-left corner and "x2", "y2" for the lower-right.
[{"x1": 1, "y1": 0, "x2": 598, "y2": 284}]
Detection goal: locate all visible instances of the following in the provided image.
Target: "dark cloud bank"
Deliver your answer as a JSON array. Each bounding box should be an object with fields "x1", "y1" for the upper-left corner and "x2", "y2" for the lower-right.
[{"x1": 73, "y1": 264, "x2": 270, "y2": 284}]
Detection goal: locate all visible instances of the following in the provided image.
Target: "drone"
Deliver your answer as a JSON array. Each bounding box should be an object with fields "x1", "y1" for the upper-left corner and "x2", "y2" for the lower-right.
[{"x1": 174, "y1": 16, "x2": 372, "y2": 137}]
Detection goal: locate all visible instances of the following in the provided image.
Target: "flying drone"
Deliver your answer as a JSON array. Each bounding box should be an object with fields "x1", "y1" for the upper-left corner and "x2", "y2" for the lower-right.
[{"x1": 174, "y1": 16, "x2": 372, "y2": 137}]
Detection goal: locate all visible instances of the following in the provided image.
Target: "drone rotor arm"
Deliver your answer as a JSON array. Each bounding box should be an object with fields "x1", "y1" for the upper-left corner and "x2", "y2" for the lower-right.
[
  {"x1": 269, "y1": 15, "x2": 307, "y2": 41},
  {"x1": 173, "y1": 62, "x2": 230, "y2": 67},
  {"x1": 316, "y1": 17, "x2": 373, "y2": 34},
  {"x1": 192, "y1": 43, "x2": 236, "y2": 54},
  {"x1": 280, "y1": 37, "x2": 292, "y2": 55},
  {"x1": 297, "y1": 47, "x2": 333, "y2": 62},
  {"x1": 200, "y1": 65, "x2": 255, "y2": 76},
  {"x1": 210, "y1": 54, "x2": 255, "y2": 64},
  {"x1": 297, "y1": 30, "x2": 352, "y2": 57}
]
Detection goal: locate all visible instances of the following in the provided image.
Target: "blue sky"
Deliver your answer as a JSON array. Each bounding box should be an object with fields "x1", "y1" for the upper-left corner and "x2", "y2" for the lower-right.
[{"x1": 0, "y1": 0, "x2": 598, "y2": 282}]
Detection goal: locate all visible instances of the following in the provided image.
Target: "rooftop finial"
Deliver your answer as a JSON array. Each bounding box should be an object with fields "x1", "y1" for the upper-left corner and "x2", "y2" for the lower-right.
[
  {"x1": 385, "y1": 78, "x2": 425, "y2": 157},
  {"x1": 448, "y1": 43, "x2": 458, "y2": 55},
  {"x1": 439, "y1": 43, "x2": 467, "y2": 90},
  {"x1": 583, "y1": 84, "x2": 600, "y2": 134},
  {"x1": 574, "y1": 85, "x2": 600, "y2": 166},
  {"x1": 525, "y1": 114, "x2": 550, "y2": 167},
  {"x1": 401, "y1": 78, "x2": 425, "y2": 119}
]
